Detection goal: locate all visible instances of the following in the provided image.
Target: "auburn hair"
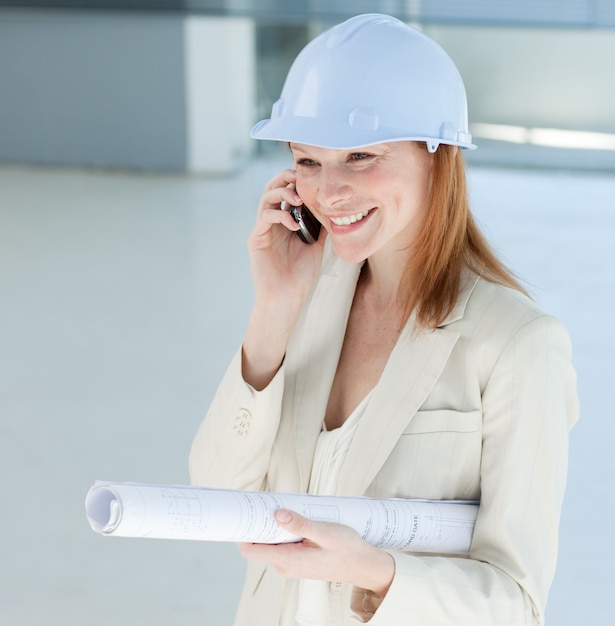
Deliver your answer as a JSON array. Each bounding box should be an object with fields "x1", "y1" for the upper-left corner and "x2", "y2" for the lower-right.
[{"x1": 402, "y1": 144, "x2": 528, "y2": 330}]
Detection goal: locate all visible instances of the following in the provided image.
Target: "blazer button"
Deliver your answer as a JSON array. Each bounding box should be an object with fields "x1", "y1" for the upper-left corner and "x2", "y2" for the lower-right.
[
  {"x1": 238, "y1": 408, "x2": 252, "y2": 422},
  {"x1": 233, "y1": 408, "x2": 252, "y2": 438}
]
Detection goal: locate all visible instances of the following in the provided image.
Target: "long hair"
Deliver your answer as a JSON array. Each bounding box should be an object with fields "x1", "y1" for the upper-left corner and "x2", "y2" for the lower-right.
[{"x1": 401, "y1": 144, "x2": 528, "y2": 330}]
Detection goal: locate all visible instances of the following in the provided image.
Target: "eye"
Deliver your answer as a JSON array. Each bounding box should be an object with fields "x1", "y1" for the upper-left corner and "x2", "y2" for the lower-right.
[
  {"x1": 295, "y1": 158, "x2": 318, "y2": 167},
  {"x1": 349, "y1": 152, "x2": 373, "y2": 161}
]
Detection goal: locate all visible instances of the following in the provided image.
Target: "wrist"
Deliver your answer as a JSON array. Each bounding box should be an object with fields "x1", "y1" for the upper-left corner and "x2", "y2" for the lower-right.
[
  {"x1": 350, "y1": 551, "x2": 395, "y2": 620},
  {"x1": 366, "y1": 550, "x2": 395, "y2": 598},
  {"x1": 241, "y1": 301, "x2": 301, "y2": 390}
]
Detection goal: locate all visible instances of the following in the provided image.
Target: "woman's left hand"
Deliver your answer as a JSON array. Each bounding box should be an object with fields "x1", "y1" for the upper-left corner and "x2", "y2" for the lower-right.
[{"x1": 238, "y1": 509, "x2": 395, "y2": 598}]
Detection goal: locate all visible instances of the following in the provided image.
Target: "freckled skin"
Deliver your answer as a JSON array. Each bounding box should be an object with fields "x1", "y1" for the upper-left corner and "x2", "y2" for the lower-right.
[{"x1": 291, "y1": 141, "x2": 433, "y2": 267}]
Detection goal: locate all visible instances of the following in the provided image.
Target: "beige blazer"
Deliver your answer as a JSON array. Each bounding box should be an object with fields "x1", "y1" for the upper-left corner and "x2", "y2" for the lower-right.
[{"x1": 190, "y1": 246, "x2": 579, "y2": 626}]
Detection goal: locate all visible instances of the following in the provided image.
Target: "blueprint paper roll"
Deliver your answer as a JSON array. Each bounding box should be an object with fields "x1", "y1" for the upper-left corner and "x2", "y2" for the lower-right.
[{"x1": 86, "y1": 481, "x2": 478, "y2": 553}]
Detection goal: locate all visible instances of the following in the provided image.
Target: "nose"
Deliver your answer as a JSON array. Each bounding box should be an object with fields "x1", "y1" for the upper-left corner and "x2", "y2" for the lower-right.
[{"x1": 315, "y1": 166, "x2": 352, "y2": 209}]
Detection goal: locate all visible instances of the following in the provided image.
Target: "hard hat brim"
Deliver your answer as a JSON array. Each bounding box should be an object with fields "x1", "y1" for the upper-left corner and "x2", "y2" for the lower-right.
[{"x1": 250, "y1": 117, "x2": 477, "y2": 151}]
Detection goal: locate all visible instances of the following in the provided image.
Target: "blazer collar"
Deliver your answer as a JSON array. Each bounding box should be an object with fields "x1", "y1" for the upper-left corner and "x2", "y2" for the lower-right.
[
  {"x1": 336, "y1": 271, "x2": 480, "y2": 495},
  {"x1": 322, "y1": 249, "x2": 479, "y2": 326},
  {"x1": 335, "y1": 321, "x2": 460, "y2": 495},
  {"x1": 292, "y1": 247, "x2": 480, "y2": 494},
  {"x1": 439, "y1": 269, "x2": 480, "y2": 326},
  {"x1": 291, "y1": 250, "x2": 362, "y2": 490}
]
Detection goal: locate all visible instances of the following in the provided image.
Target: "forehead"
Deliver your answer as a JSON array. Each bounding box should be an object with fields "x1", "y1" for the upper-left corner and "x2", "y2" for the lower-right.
[
  {"x1": 290, "y1": 141, "x2": 391, "y2": 153},
  {"x1": 289, "y1": 141, "x2": 429, "y2": 163}
]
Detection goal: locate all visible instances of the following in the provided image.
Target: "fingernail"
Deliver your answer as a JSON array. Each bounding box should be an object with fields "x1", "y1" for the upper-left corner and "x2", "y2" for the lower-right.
[{"x1": 276, "y1": 509, "x2": 292, "y2": 524}]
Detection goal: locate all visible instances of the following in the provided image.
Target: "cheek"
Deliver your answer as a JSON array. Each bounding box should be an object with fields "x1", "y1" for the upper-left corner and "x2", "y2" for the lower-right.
[
  {"x1": 295, "y1": 181, "x2": 314, "y2": 208},
  {"x1": 390, "y1": 188, "x2": 429, "y2": 233}
]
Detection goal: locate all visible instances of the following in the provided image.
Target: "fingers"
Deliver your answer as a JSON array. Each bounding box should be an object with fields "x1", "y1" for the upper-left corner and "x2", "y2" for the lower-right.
[
  {"x1": 263, "y1": 168, "x2": 296, "y2": 192},
  {"x1": 274, "y1": 508, "x2": 312, "y2": 538},
  {"x1": 274, "y1": 509, "x2": 358, "y2": 557},
  {"x1": 272, "y1": 510, "x2": 395, "y2": 595},
  {"x1": 237, "y1": 510, "x2": 380, "y2": 587},
  {"x1": 248, "y1": 207, "x2": 299, "y2": 245},
  {"x1": 260, "y1": 169, "x2": 303, "y2": 213},
  {"x1": 249, "y1": 169, "x2": 305, "y2": 246},
  {"x1": 245, "y1": 168, "x2": 325, "y2": 324}
]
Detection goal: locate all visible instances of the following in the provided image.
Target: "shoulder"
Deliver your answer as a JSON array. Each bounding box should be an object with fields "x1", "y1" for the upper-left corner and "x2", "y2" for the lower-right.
[
  {"x1": 444, "y1": 275, "x2": 578, "y2": 425},
  {"x1": 450, "y1": 275, "x2": 574, "y2": 368},
  {"x1": 457, "y1": 274, "x2": 557, "y2": 335}
]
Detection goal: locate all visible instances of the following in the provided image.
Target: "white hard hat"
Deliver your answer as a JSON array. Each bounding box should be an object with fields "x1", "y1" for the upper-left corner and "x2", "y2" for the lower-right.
[{"x1": 251, "y1": 13, "x2": 476, "y2": 152}]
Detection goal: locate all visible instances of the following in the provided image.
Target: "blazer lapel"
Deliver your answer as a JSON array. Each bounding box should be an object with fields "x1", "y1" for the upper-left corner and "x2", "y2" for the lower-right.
[
  {"x1": 291, "y1": 251, "x2": 362, "y2": 490},
  {"x1": 336, "y1": 272, "x2": 480, "y2": 496}
]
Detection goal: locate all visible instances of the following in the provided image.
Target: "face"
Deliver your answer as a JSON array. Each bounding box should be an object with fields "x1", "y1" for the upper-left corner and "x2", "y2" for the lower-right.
[{"x1": 290, "y1": 141, "x2": 433, "y2": 265}]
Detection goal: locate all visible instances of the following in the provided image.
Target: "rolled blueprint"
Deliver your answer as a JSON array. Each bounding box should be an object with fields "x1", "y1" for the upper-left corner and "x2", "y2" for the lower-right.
[{"x1": 86, "y1": 481, "x2": 478, "y2": 554}]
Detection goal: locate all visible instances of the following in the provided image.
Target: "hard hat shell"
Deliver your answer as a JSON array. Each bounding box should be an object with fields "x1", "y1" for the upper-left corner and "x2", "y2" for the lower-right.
[{"x1": 251, "y1": 13, "x2": 476, "y2": 152}]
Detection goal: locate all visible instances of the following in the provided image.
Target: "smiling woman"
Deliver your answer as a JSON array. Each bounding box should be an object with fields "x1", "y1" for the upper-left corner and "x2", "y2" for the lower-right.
[
  {"x1": 289, "y1": 142, "x2": 432, "y2": 269},
  {"x1": 189, "y1": 13, "x2": 578, "y2": 626}
]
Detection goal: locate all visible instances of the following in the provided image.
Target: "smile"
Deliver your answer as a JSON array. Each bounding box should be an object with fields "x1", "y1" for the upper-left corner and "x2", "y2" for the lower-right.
[{"x1": 330, "y1": 209, "x2": 372, "y2": 226}]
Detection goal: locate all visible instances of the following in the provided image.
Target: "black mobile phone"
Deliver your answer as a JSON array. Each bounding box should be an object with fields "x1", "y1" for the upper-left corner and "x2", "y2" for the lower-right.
[{"x1": 289, "y1": 204, "x2": 321, "y2": 244}]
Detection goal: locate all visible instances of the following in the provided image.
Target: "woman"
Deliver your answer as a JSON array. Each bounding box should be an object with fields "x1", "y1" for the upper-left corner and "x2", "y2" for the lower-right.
[{"x1": 189, "y1": 14, "x2": 578, "y2": 626}]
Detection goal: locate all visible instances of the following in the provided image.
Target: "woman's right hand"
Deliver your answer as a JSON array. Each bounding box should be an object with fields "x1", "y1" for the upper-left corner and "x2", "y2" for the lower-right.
[
  {"x1": 242, "y1": 169, "x2": 326, "y2": 390},
  {"x1": 247, "y1": 168, "x2": 325, "y2": 307}
]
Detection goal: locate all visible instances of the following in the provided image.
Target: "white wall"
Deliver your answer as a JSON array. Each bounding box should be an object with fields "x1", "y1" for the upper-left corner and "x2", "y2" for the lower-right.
[
  {"x1": 2, "y1": 10, "x2": 613, "y2": 172},
  {"x1": 426, "y1": 24, "x2": 615, "y2": 133},
  {"x1": 423, "y1": 24, "x2": 615, "y2": 169},
  {"x1": 185, "y1": 17, "x2": 256, "y2": 174},
  {"x1": 0, "y1": 10, "x2": 188, "y2": 170},
  {"x1": 0, "y1": 9, "x2": 256, "y2": 174}
]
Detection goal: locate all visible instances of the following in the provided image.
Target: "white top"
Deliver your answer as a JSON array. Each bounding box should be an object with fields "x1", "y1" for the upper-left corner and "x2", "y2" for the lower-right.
[
  {"x1": 296, "y1": 391, "x2": 374, "y2": 626},
  {"x1": 308, "y1": 390, "x2": 374, "y2": 495}
]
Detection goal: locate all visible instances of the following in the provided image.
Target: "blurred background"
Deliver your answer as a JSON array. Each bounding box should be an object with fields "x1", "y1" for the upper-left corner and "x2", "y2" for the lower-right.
[
  {"x1": 1, "y1": 1, "x2": 614, "y2": 625},
  {"x1": 2, "y1": 0, "x2": 615, "y2": 173}
]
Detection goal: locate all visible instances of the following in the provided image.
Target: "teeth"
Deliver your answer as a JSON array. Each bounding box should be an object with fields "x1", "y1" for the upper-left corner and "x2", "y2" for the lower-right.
[{"x1": 330, "y1": 210, "x2": 370, "y2": 226}]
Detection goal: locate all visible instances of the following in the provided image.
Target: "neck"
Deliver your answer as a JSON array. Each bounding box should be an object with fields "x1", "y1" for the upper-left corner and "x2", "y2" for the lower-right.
[{"x1": 359, "y1": 248, "x2": 409, "y2": 313}]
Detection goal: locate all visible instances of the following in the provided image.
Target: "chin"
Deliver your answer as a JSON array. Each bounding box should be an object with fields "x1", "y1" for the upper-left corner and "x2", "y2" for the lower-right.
[{"x1": 330, "y1": 240, "x2": 370, "y2": 265}]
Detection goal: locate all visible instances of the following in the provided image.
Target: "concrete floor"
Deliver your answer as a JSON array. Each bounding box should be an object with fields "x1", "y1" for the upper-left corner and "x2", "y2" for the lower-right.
[{"x1": 1, "y1": 155, "x2": 613, "y2": 625}]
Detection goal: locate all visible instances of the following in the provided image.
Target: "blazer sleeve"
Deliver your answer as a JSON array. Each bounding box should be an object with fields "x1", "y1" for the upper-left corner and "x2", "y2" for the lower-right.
[
  {"x1": 352, "y1": 314, "x2": 579, "y2": 625},
  {"x1": 188, "y1": 347, "x2": 286, "y2": 492}
]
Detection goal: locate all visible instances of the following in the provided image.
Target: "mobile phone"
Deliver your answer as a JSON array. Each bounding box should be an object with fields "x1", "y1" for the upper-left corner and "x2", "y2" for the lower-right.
[{"x1": 289, "y1": 204, "x2": 321, "y2": 244}]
